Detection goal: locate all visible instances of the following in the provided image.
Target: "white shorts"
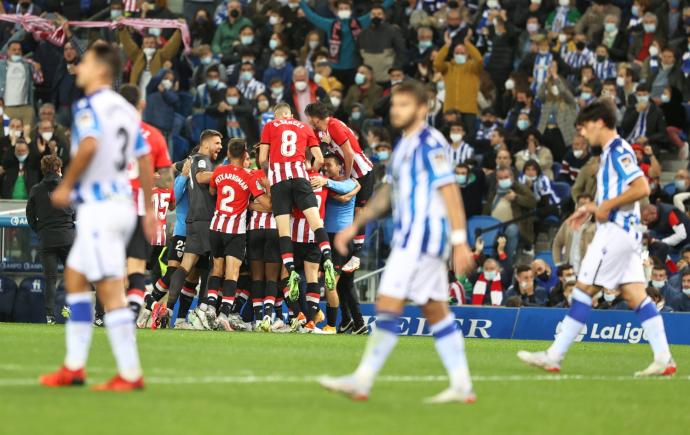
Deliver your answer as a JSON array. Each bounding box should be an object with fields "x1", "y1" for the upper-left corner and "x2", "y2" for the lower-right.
[
  {"x1": 378, "y1": 248, "x2": 449, "y2": 305},
  {"x1": 578, "y1": 222, "x2": 645, "y2": 289},
  {"x1": 67, "y1": 199, "x2": 137, "y2": 283}
]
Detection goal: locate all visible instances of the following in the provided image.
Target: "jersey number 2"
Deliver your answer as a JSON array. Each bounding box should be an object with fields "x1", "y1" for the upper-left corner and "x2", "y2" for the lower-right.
[
  {"x1": 219, "y1": 185, "x2": 235, "y2": 212},
  {"x1": 280, "y1": 130, "x2": 297, "y2": 157}
]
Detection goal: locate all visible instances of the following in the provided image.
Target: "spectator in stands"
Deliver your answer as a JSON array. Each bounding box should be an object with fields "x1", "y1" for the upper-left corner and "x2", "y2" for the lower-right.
[
  {"x1": 209, "y1": 85, "x2": 257, "y2": 145},
  {"x1": 532, "y1": 258, "x2": 558, "y2": 294},
  {"x1": 552, "y1": 193, "x2": 596, "y2": 273},
  {"x1": 144, "y1": 68, "x2": 180, "y2": 142},
  {"x1": 1, "y1": 138, "x2": 39, "y2": 199},
  {"x1": 471, "y1": 258, "x2": 505, "y2": 306},
  {"x1": 36, "y1": 104, "x2": 68, "y2": 147},
  {"x1": 484, "y1": 167, "x2": 537, "y2": 262},
  {"x1": 594, "y1": 13, "x2": 628, "y2": 62},
  {"x1": 649, "y1": 264, "x2": 680, "y2": 309},
  {"x1": 648, "y1": 48, "x2": 684, "y2": 99},
  {"x1": 212, "y1": 0, "x2": 252, "y2": 58},
  {"x1": 537, "y1": 62, "x2": 578, "y2": 148},
  {"x1": 598, "y1": 287, "x2": 629, "y2": 310},
  {"x1": 519, "y1": 159, "x2": 560, "y2": 207},
  {"x1": 192, "y1": 44, "x2": 228, "y2": 87},
  {"x1": 546, "y1": 0, "x2": 581, "y2": 34},
  {"x1": 558, "y1": 134, "x2": 589, "y2": 185},
  {"x1": 571, "y1": 154, "x2": 599, "y2": 201},
  {"x1": 52, "y1": 40, "x2": 82, "y2": 126},
  {"x1": 647, "y1": 286, "x2": 673, "y2": 313},
  {"x1": 554, "y1": 282, "x2": 576, "y2": 308},
  {"x1": 659, "y1": 86, "x2": 689, "y2": 159},
  {"x1": 456, "y1": 162, "x2": 485, "y2": 218},
  {"x1": 313, "y1": 60, "x2": 343, "y2": 94},
  {"x1": 26, "y1": 155, "x2": 74, "y2": 324},
  {"x1": 141, "y1": 0, "x2": 180, "y2": 40},
  {"x1": 514, "y1": 130, "x2": 554, "y2": 179},
  {"x1": 673, "y1": 169, "x2": 690, "y2": 195},
  {"x1": 32, "y1": 120, "x2": 69, "y2": 167},
  {"x1": 504, "y1": 265, "x2": 548, "y2": 307},
  {"x1": 188, "y1": 6, "x2": 216, "y2": 46},
  {"x1": 0, "y1": 41, "x2": 36, "y2": 126},
  {"x1": 236, "y1": 61, "x2": 266, "y2": 102},
  {"x1": 642, "y1": 203, "x2": 690, "y2": 250},
  {"x1": 343, "y1": 64, "x2": 382, "y2": 120},
  {"x1": 357, "y1": 4, "x2": 406, "y2": 84},
  {"x1": 263, "y1": 46, "x2": 294, "y2": 88},
  {"x1": 548, "y1": 263, "x2": 577, "y2": 306},
  {"x1": 193, "y1": 65, "x2": 226, "y2": 112},
  {"x1": 622, "y1": 83, "x2": 668, "y2": 149},
  {"x1": 632, "y1": 143, "x2": 662, "y2": 185},
  {"x1": 290, "y1": 66, "x2": 329, "y2": 124},
  {"x1": 445, "y1": 123, "x2": 473, "y2": 166},
  {"x1": 628, "y1": 12, "x2": 665, "y2": 64}
]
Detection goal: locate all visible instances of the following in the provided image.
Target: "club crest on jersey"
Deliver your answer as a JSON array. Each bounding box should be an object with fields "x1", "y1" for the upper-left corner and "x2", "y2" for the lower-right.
[
  {"x1": 256, "y1": 180, "x2": 264, "y2": 191},
  {"x1": 75, "y1": 109, "x2": 96, "y2": 131},
  {"x1": 428, "y1": 148, "x2": 450, "y2": 175},
  {"x1": 617, "y1": 154, "x2": 636, "y2": 175},
  {"x1": 197, "y1": 159, "x2": 207, "y2": 169}
]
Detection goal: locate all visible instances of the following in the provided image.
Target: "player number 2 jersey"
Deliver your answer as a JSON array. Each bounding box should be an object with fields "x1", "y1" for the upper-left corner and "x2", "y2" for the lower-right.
[
  {"x1": 261, "y1": 118, "x2": 319, "y2": 185},
  {"x1": 210, "y1": 164, "x2": 264, "y2": 234},
  {"x1": 320, "y1": 117, "x2": 372, "y2": 178}
]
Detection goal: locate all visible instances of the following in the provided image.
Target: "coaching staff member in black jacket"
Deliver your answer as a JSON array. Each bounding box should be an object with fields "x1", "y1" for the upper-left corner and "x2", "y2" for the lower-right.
[{"x1": 26, "y1": 155, "x2": 75, "y2": 324}]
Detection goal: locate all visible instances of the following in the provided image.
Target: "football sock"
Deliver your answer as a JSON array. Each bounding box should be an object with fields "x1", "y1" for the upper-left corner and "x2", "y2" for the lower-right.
[
  {"x1": 166, "y1": 267, "x2": 188, "y2": 310},
  {"x1": 314, "y1": 228, "x2": 332, "y2": 260},
  {"x1": 264, "y1": 280, "x2": 277, "y2": 318},
  {"x1": 156, "y1": 266, "x2": 176, "y2": 292},
  {"x1": 430, "y1": 313, "x2": 472, "y2": 392},
  {"x1": 104, "y1": 308, "x2": 142, "y2": 382},
  {"x1": 306, "y1": 282, "x2": 321, "y2": 322},
  {"x1": 353, "y1": 231, "x2": 365, "y2": 254},
  {"x1": 547, "y1": 288, "x2": 591, "y2": 360},
  {"x1": 326, "y1": 305, "x2": 338, "y2": 327},
  {"x1": 279, "y1": 236, "x2": 295, "y2": 272},
  {"x1": 126, "y1": 273, "x2": 146, "y2": 315},
  {"x1": 220, "y1": 280, "x2": 237, "y2": 317},
  {"x1": 206, "y1": 276, "x2": 222, "y2": 307},
  {"x1": 283, "y1": 286, "x2": 300, "y2": 316},
  {"x1": 178, "y1": 281, "x2": 197, "y2": 319},
  {"x1": 197, "y1": 268, "x2": 209, "y2": 304},
  {"x1": 251, "y1": 281, "x2": 264, "y2": 320},
  {"x1": 64, "y1": 292, "x2": 94, "y2": 371},
  {"x1": 274, "y1": 293, "x2": 284, "y2": 319},
  {"x1": 636, "y1": 297, "x2": 671, "y2": 360},
  {"x1": 354, "y1": 311, "x2": 399, "y2": 385},
  {"x1": 233, "y1": 289, "x2": 249, "y2": 314}
]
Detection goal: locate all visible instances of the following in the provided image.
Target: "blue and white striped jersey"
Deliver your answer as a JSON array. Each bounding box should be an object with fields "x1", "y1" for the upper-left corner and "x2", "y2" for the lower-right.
[
  {"x1": 70, "y1": 88, "x2": 148, "y2": 204},
  {"x1": 386, "y1": 125, "x2": 455, "y2": 259},
  {"x1": 597, "y1": 136, "x2": 644, "y2": 238}
]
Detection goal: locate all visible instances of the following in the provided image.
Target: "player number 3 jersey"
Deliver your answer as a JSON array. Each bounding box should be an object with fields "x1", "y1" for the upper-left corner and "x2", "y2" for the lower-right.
[{"x1": 210, "y1": 164, "x2": 264, "y2": 234}]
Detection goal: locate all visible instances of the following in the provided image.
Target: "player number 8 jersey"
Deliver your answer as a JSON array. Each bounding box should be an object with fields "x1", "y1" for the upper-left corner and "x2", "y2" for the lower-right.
[{"x1": 260, "y1": 118, "x2": 320, "y2": 185}]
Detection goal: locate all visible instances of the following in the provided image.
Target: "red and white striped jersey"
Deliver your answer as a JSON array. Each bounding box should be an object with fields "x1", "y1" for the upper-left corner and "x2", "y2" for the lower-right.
[
  {"x1": 319, "y1": 117, "x2": 372, "y2": 179},
  {"x1": 129, "y1": 122, "x2": 172, "y2": 216},
  {"x1": 249, "y1": 169, "x2": 277, "y2": 230},
  {"x1": 209, "y1": 164, "x2": 264, "y2": 234},
  {"x1": 151, "y1": 187, "x2": 175, "y2": 246},
  {"x1": 290, "y1": 171, "x2": 328, "y2": 243},
  {"x1": 260, "y1": 118, "x2": 320, "y2": 185}
]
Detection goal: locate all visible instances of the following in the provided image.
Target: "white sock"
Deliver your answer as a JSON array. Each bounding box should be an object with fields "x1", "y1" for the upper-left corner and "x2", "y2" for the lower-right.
[
  {"x1": 64, "y1": 292, "x2": 94, "y2": 371},
  {"x1": 547, "y1": 288, "x2": 591, "y2": 361},
  {"x1": 104, "y1": 308, "x2": 142, "y2": 382},
  {"x1": 431, "y1": 313, "x2": 472, "y2": 392},
  {"x1": 354, "y1": 312, "x2": 399, "y2": 386},
  {"x1": 636, "y1": 297, "x2": 671, "y2": 361}
]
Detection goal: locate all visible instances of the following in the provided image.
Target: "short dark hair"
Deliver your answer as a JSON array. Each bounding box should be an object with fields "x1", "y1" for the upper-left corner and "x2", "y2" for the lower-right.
[
  {"x1": 206, "y1": 64, "x2": 220, "y2": 75},
  {"x1": 119, "y1": 84, "x2": 140, "y2": 107},
  {"x1": 40, "y1": 155, "x2": 62, "y2": 176},
  {"x1": 652, "y1": 264, "x2": 666, "y2": 272},
  {"x1": 392, "y1": 80, "x2": 428, "y2": 105},
  {"x1": 228, "y1": 138, "x2": 247, "y2": 159},
  {"x1": 304, "y1": 101, "x2": 330, "y2": 119},
  {"x1": 88, "y1": 42, "x2": 121, "y2": 80},
  {"x1": 516, "y1": 265, "x2": 532, "y2": 275},
  {"x1": 200, "y1": 129, "x2": 222, "y2": 144},
  {"x1": 575, "y1": 100, "x2": 617, "y2": 129},
  {"x1": 324, "y1": 153, "x2": 343, "y2": 166},
  {"x1": 636, "y1": 82, "x2": 651, "y2": 93},
  {"x1": 556, "y1": 263, "x2": 573, "y2": 277}
]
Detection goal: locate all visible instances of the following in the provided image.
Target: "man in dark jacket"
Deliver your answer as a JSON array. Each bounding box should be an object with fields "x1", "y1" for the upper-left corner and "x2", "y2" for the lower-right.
[
  {"x1": 207, "y1": 85, "x2": 258, "y2": 145},
  {"x1": 26, "y1": 155, "x2": 75, "y2": 324},
  {"x1": 621, "y1": 83, "x2": 668, "y2": 148},
  {"x1": 642, "y1": 203, "x2": 690, "y2": 250},
  {"x1": 1, "y1": 138, "x2": 40, "y2": 199}
]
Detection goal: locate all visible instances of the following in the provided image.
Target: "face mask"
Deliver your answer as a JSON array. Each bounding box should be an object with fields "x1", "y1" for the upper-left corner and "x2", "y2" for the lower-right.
[
  {"x1": 237, "y1": 71, "x2": 252, "y2": 82},
  {"x1": 419, "y1": 40, "x2": 433, "y2": 50},
  {"x1": 527, "y1": 23, "x2": 539, "y2": 33},
  {"x1": 288, "y1": 2, "x2": 299, "y2": 10},
  {"x1": 559, "y1": 0, "x2": 569, "y2": 6},
  {"x1": 10, "y1": 54, "x2": 21, "y2": 62},
  {"x1": 675, "y1": 180, "x2": 686, "y2": 190},
  {"x1": 656, "y1": 301, "x2": 665, "y2": 310},
  {"x1": 313, "y1": 73, "x2": 323, "y2": 83},
  {"x1": 200, "y1": 56, "x2": 212, "y2": 65},
  {"x1": 649, "y1": 45, "x2": 659, "y2": 57},
  {"x1": 258, "y1": 100, "x2": 269, "y2": 111},
  {"x1": 596, "y1": 55, "x2": 607, "y2": 63},
  {"x1": 580, "y1": 92, "x2": 591, "y2": 101},
  {"x1": 269, "y1": 39, "x2": 279, "y2": 50},
  {"x1": 354, "y1": 73, "x2": 366, "y2": 85},
  {"x1": 604, "y1": 22, "x2": 616, "y2": 33},
  {"x1": 565, "y1": 275, "x2": 576, "y2": 284},
  {"x1": 143, "y1": 47, "x2": 156, "y2": 58},
  {"x1": 10, "y1": 129, "x2": 20, "y2": 138},
  {"x1": 196, "y1": 15, "x2": 208, "y2": 24},
  {"x1": 526, "y1": 175, "x2": 537, "y2": 182},
  {"x1": 277, "y1": 0, "x2": 288, "y2": 4},
  {"x1": 651, "y1": 280, "x2": 666, "y2": 289},
  {"x1": 16, "y1": 154, "x2": 28, "y2": 163},
  {"x1": 308, "y1": 40, "x2": 319, "y2": 50},
  {"x1": 537, "y1": 272, "x2": 549, "y2": 281},
  {"x1": 41, "y1": 132, "x2": 53, "y2": 142},
  {"x1": 573, "y1": 149, "x2": 584, "y2": 158},
  {"x1": 161, "y1": 79, "x2": 173, "y2": 90},
  {"x1": 330, "y1": 96, "x2": 341, "y2": 108},
  {"x1": 531, "y1": 0, "x2": 541, "y2": 4},
  {"x1": 483, "y1": 120, "x2": 493, "y2": 127},
  {"x1": 337, "y1": 10, "x2": 352, "y2": 20},
  {"x1": 644, "y1": 24, "x2": 656, "y2": 34},
  {"x1": 456, "y1": 174, "x2": 467, "y2": 185},
  {"x1": 273, "y1": 55, "x2": 286, "y2": 66},
  {"x1": 551, "y1": 85, "x2": 559, "y2": 96},
  {"x1": 498, "y1": 178, "x2": 512, "y2": 189},
  {"x1": 351, "y1": 111, "x2": 361, "y2": 121},
  {"x1": 661, "y1": 94, "x2": 670, "y2": 103},
  {"x1": 437, "y1": 81, "x2": 445, "y2": 91},
  {"x1": 683, "y1": 288, "x2": 690, "y2": 296},
  {"x1": 149, "y1": 28, "x2": 161, "y2": 37},
  {"x1": 575, "y1": 41, "x2": 585, "y2": 51},
  {"x1": 272, "y1": 86, "x2": 284, "y2": 95},
  {"x1": 558, "y1": 34, "x2": 567, "y2": 43},
  {"x1": 294, "y1": 80, "x2": 308, "y2": 91},
  {"x1": 226, "y1": 96, "x2": 239, "y2": 105},
  {"x1": 487, "y1": 0, "x2": 499, "y2": 8},
  {"x1": 517, "y1": 119, "x2": 529, "y2": 130},
  {"x1": 376, "y1": 150, "x2": 390, "y2": 160},
  {"x1": 505, "y1": 78, "x2": 515, "y2": 90},
  {"x1": 484, "y1": 270, "x2": 497, "y2": 281},
  {"x1": 450, "y1": 133, "x2": 463, "y2": 143},
  {"x1": 632, "y1": 5, "x2": 639, "y2": 17},
  {"x1": 519, "y1": 281, "x2": 530, "y2": 290},
  {"x1": 391, "y1": 79, "x2": 403, "y2": 86},
  {"x1": 603, "y1": 293, "x2": 616, "y2": 303},
  {"x1": 230, "y1": 9, "x2": 240, "y2": 18},
  {"x1": 454, "y1": 54, "x2": 467, "y2": 64},
  {"x1": 240, "y1": 35, "x2": 254, "y2": 45},
  {"x1": 637, "y1": 95, "x2": 649, "y2": 104},
  {"x1": 207, "y1": 78, "x2": 219, "y2": 88},
  {"x1": 372, "y1": 17, "x2": 383, "y2": 27},
  {"x1": 111, "y1": 9, "x2": 123, "y2": 19}
]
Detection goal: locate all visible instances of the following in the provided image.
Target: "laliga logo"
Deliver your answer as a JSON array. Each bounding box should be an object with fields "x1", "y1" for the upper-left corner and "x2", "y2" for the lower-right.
[{"x1": 555, "y1": 321, "x2": 647, "y2": 344}]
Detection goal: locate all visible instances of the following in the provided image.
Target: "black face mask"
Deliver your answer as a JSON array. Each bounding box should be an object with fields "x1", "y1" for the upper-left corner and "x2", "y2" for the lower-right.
[
  {"x1": 590, "y1": 145, "x2": 603, "y2": 156},
  {"x1": 576, "y1": 41, "x2": 586, "y2": 51},
  {"x1": 371, "y1": 17, "x2": 383, "y2": 27},
  {"x1": 538, "y1": 272, "x2": 549, "y2": 281},
  {"x1": 483, "y1": 120, "x2": 493, "y2": 127},
  {"x1": 230, "y1": 9, "x2": 240, "y2": 18}
]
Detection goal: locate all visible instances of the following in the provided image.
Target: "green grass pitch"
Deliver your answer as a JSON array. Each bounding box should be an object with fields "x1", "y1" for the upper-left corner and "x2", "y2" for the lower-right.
[{"x1": 1, "y1": 324, "x2": 689, "y2": 435}]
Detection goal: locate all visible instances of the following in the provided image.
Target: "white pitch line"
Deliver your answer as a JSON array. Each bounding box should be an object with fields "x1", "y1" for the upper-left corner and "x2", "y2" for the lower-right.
[{"x1": 0, "y1": 374, "x2": 687, "y2": 387}]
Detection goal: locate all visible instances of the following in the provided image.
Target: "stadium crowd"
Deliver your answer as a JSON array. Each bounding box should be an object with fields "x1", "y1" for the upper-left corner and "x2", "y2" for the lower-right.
[{"x1": 1, "y1": 0, "x2": 690, "y2": 330}]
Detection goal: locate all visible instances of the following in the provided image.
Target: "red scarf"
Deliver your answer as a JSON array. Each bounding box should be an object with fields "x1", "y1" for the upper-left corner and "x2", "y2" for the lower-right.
[
  {"x1": 328, "y1": 18, "x2": 361, "y2": 63},
  {"x1": 471, "y1": 273, "x2": 503, "y2": 306}
]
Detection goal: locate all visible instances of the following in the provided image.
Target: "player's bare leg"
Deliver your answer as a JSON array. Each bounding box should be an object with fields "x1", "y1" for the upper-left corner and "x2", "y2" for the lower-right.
[{"x1": 303, "y1": 207, "x2": 336, "y2": 291}]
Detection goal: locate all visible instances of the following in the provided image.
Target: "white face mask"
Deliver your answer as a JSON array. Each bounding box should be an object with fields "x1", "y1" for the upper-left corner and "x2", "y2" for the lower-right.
[
  {"x1": 313, "y1": 73, "x2": 323, "y2": 83},
  {"x1": 294, "y1": 80, "x2": 308, "y2": 92},
  {"x1": 651, "y1": 280, "x2": 666, "y2": 289},
  {"x1": 273, "y1": 56, "x2": 286, "y2": 67},
  {"x1": 603, "y1": 293, "x2": 616, "y2": 303},
  {"x1": 308, "y1": 40, "x2": 319, "y2": 50},
  {"x1": 683, "y1": 288, "x2": 690, "y2": 296},
  {"x1": 551, "y1": 85, "x2": 559, "y2": 96},
  {"x1": 649, "y1": 45, "x2": 659, "y2": 57},
  {"x1": 143, "y1": 47, "x2": 156, "y2": 58},
  {"x1": 564, "y1": 275, "x2": 576, "y2": 284},
  {"x1": 558, "y1": 34, "x2": 567, "y2": 43},
  {"x1": 450, "y1": 133, "x2": 463, "y2": 143},
  {"x1": 41, "y1": 132, "x2": 53, "y2": 142},
  {"x1": 161, "y1": 79, "x2": 173, "y2": 90},
  {"x1": 519, "y1": 281, "x2": 530, "y2": 290},
  {"x1": 573, "y1": 149, "x2": 584, "y2": 158},
  {"x1": 330, "y1": 96, "x2": 341, "y2": 108},
  {"x1": 337, "y1": 9, "x2": 352, "y2": 20},
  {"x1": 269, "y1": 16, "x2": 280, "y2": 26},
  {"x1": 616, "y1": 76, "x2": 625, "y2": 87},
  {"x1": 505, "y1": 78, "x2": 515, "y2": 90}
]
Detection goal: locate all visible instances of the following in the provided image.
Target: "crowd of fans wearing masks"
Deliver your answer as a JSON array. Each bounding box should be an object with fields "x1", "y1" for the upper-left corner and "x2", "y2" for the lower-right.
[{"x1": 1, "y1": 0, "x2": 690, "y2": 314}]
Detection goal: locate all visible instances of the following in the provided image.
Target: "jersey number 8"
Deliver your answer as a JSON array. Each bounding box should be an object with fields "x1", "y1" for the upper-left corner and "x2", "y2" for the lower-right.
[
  {"x1": 280, "y1": 130, "x2": 297, "y2": 157},
  {"x1": 219, "y1": 185, "x2": 235, "y2": 212}
]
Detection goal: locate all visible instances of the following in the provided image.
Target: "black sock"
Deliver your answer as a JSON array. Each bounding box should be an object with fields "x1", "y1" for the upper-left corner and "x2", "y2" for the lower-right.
[
  {"x1": 197, "y1": 268, "x2": 209, "y2": 303},
  {"x1": 314, "y1": 228, "x2": 332, "y2": 261},
  {"x1": 166, "y1": 267, "x2": 188, "y2": 310},
  {"x1": 264, "y1": 280, "x2": 277, "y2": 318},
  {"x1": 306, "y1": 282, "x2": 321, "y2": 322},
  {"x1": 207, "y1": 275, "x2": 222, "y2": 306},
  {"x1": 282, "y1": 286, "x2": 300, "y2": 317},
  {"x1": 279, "y1": 236, "x2": 295, "y2": 272},
  {"x1": 126, "y1": 273, "x2": 146, "y2": 316},
  {"x1": 251, "y1": 280, "x2": 264, "y2": 320},
  {"x1": 233, "y1": 289, "x2": 249, "y2": 314},
  {"x1": 156, "y1": 266, "x2": 176, "y2": 292},
  {"x1": 327, "y1": 305, "x2": 338, "y2": 327},
  {"x1": 178, "y1": 293, "x2": 194, "y2": 319},
  {"x1": 222, "y1": 280, "x2": 237, "y2": 315},
  {"x1": 274, "y1": 295, "x2": 284, "y2": 319}
]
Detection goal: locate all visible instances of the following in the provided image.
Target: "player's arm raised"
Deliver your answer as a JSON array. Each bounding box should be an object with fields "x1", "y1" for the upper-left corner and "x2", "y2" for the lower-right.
[{"x1": 51, "y1": 137, "x2": 98, "y2": 208}]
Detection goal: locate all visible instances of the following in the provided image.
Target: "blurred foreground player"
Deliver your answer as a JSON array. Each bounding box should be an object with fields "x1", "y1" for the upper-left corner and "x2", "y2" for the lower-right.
[
  {"x1": 518, "y1": 100, "x2": 676, "y2": 377},
  {"x1": 40, "y1": 43, "x2": 154, "y2": 391},
  {"x1": 319, "y1": 81, "x2": 476, "y2": 403}
]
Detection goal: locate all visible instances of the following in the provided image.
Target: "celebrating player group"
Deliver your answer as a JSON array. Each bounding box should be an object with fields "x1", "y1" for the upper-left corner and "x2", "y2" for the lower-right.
[{"x1": 38, "y1": 42, "x2": 676, "y2": 400}]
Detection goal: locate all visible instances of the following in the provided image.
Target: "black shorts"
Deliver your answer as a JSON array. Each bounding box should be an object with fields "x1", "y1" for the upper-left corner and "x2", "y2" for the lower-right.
[
  {"x1": 146, "y1": 245, "x2": 166, "y2": 271},
  {"x1": 248, "y1": 229, "x2": 280, "y2": 263},
  {"x1": 185, "y1": 221, "x2": 211, "y2": 255},
  {"x1": 355, "y1": 170, "x2": 374, "y2": 208},
  {"x1": 126, "y1": 217, "x2": 152, "y2": 260},
  {"x1": 328, "y1": 233, "x2": 351, "y2": 272},
  {"x1": 293, "y1": 242, "x2": 321, "y2": 268},
  {"x1": 270, "y1": 178, "x2": 318, "y2": 216},
  {"x1": 210, "y1": 231, "x2": 246, "y2": 260},
  {"x1": 168, "y1": 235, "x2": 186, "y2": 263}
]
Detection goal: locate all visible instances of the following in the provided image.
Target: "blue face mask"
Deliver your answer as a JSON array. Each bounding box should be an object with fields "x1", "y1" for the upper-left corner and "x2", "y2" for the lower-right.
[
  {"x1": 419, "y1": 40, "x2": 433, "y2": 50},
  {"x1": 354, "y1": 73, "x2": 366, "y2": 85},
  {"x1": 376, "y1": 150, "x2": 390, "y2": 161},
  {"x1": 16, "y1": 154, "x2": 28, "y2": 163},
  {"x1": 498, "y1": 179, "x2": 512, "y2": 189},
  {"x1": 269, "y1": 39, "x2": 279, "y2": 50},
  {"x1": 149, "y1": 27, "x2": 162, "y2": 37},
  {"x1": 240, "y1": 35, "x2": 254, "y2": 45},
  {"x1": 454, "y1": 54, "x2": 467, "y2": 64},
  {"x1": 226, "y1": 96, "x2": 239, "y2": 105},
  {"x1": 456, "y1": 174, "x2": 467, "y2": 185},
  {"x1": 240, "y1": 71, "x2": 253, "y2": 81},
  {"x1": 10, "y1": 54, "x2": 21, "y2": 62},
  {"x1": 200, "y1": 56, "x2": 212, "y2": 65},
  {"x1": 207, "y1": 79, "x2": 219, "y2": 88},
  {"x1": 517, "y1": 119, "x2": 529, "y2": 131},
  {"x1": 637, "y1": 95, "x2": 650, "y2": 104},
  {"x1": 484, "y1": 270, "x2": 497, "y2": 281},
  {"x1": 351, "y1": 111, "x2": 361, "y2": 121},
  {"x1": 111, "y1": 9, "x2": 123, "y2": 19}
]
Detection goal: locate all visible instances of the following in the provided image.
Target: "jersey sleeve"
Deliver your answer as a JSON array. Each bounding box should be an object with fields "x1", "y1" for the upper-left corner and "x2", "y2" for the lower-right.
[
  {"x1": 421, "y1": 143, "x2": 455, "y2": 189},
  {"x1": 248, "y1": 172, "x2": 266, "y2": 197},
  {"x1": 611, "y1": 147, "x2": 644, "y2": 185},
  {"x1": 328, "y1": 120, "x2": 349, "y2": 146},
  {"x1": 260, "y1": 123, "x2": 272, "y2": 145},
  {"x1": 134, "y1": 129, "x2": 150, "y2": 158},
  {"x1": 306, "y1": 128, "x2": 320, "y2": 148},
  {"x1": 72, "y1": 105, "x2": 101, "y2": 143}
]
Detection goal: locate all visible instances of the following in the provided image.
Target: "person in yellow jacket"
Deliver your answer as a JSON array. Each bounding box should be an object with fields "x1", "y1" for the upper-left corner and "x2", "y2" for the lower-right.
[{"x1": 434, "y1": 29, "x2": 482, "y2": 137}]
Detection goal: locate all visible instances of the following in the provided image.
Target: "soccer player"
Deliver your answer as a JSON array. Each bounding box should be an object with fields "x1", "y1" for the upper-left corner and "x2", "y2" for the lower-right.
[
  {"x1": 318, "y1": 81, "x2": 476, "y2": 403},
  {"x1": 40, "y1": 43, "x2": 154, "y2": 391},
  {"x1": 196, "y1": 139, "x2": 270, "y2": 331},
  {"x1": 151, "y1": 130, "x2": 222, "y2": 328},
  {"x1": 305, "y1": 101, "x2": 374, "y2": 272},
  {"x1": 119, "y1": 85, "x2": 172, "y2": 317},
  {"x1": 517, "y1": 101, "x2": 676, "y2": 376},
  {"x1": 149, "y1": 174, "x2": 176, "y2": 286},
  {"x1": 258, "y1": 102, "x2": 336, "y2": 298}
]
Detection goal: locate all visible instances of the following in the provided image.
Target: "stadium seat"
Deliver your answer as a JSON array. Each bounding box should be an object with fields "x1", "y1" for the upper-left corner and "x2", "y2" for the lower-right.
[
  {"x1": 663, "y1": 183, "x2": 676, "y2": 197},
  {"x1": 535, "y1": 251, "x2": 556, "y2": 270},
  {"x1": 190, "y1": 113, "x2": 219, "y2": 143},
  {"x1": 0, "y1": 275, "x2": 18, "y2": 322},
  {"x1": 551, "y1": 181, "x2": 571, "y2": 204},
  {"x1": 172, "y1": 135, "x2": 191, "y2": 162},
  {"x1": 176, "y1": 92, "x2": 194, "y2": 118},
  {"x1": 13, "y1": 277, "x2": 46, "y2": 323},
  {"x1": 467, "y1": 215, "x2": 502, "y2": 255}
]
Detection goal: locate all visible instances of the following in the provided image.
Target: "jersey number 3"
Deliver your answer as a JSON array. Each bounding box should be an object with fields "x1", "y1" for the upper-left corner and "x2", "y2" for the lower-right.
[
  {"x1": 280, "y1": 130, "x2": 297, "y2": 157},
  {"x1": 115, "y1": 128, "x2": 129, "y2": 171}
]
